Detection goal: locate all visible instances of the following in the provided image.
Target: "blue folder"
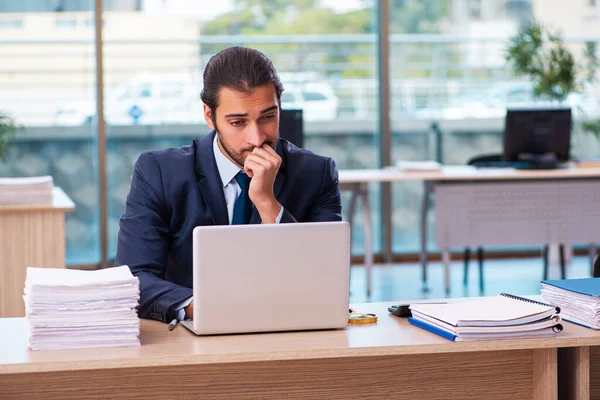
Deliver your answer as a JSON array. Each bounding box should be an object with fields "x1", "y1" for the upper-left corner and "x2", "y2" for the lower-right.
[
  {"x1": 542, "y1": 278, "x2": 600, "y2": 329},
  {"x1": 542, "y1": 278, "x2": 600, "y2": 297},
  {"x1": 408, "y1": 317, "x2": 457, "y2": 341}
]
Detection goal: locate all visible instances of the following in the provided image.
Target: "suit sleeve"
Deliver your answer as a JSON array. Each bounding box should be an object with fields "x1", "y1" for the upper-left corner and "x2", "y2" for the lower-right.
[
  {"x1": 280, "y1": 157, "x2": 342, "y2": 223},
  {"x1": 115, "y1": 152, "x2": 192, "y2": 323}
]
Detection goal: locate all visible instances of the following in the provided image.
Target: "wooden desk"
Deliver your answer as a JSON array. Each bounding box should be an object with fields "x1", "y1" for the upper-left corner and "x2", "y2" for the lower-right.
[
  {"x1": 339, "y1": 167, "x2": 600, "y2": 295},
  {"x1": 2, "y1": 302, "x2": 598, "y2": 400},
  {"x1": 0, "y1": 187, "x2": 75, "y2": 317},
  {"x1": 592, "y1": 347, "x2": 600, "y2": 400},
  {"x1": 556, "y1": 323, "x2": 600, "y2": 400}
]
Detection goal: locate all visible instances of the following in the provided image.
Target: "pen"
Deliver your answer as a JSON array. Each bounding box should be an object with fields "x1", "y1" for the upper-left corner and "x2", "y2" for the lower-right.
[{"x1": 168, "y1": 318, "x2": 178, "y2": 331}]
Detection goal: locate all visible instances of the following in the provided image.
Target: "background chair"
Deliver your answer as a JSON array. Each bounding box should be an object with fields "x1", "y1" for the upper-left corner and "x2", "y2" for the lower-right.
[{"x1": 279, "y1": 109, "x2": 304, "y2": 148}]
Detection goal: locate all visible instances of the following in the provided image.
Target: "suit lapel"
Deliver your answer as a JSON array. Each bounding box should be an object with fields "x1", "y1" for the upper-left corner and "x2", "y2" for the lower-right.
[{"x1": 194, "y1": 131, "x2": 229, "y2": 226}]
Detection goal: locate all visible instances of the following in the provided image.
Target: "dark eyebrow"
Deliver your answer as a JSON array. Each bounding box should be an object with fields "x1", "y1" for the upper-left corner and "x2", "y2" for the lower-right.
[
  {"x1": 260, "y1": 105, "x2": 278, "y2": 114},
  {"x1": 224, "y1": 105, "x2": 278, "y2": 119}
]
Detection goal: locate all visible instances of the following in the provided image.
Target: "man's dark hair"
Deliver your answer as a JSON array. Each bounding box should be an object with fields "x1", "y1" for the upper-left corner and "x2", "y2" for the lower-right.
[{"x1": 200, "y1": 46, "x2": 284, "y2": 122}]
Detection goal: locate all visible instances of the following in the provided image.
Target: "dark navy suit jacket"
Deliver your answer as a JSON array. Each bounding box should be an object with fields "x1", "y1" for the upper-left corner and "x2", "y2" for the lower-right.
[{"x1": 115, "y1": 131, "x2": 342, "y2": 323}]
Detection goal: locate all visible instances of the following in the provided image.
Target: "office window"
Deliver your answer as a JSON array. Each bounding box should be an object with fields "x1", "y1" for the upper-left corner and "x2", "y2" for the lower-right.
[
  {"x1": 55, "y1": 19, "x2": 78, "y2": 28},
  {"x1": 0, "y1": 1, "x2": 99, "y2": 264},
  {"x1": 389, "y1": 0, "x2": 518, "y2": 252},
  {"x1": 302, "y1": 91, "x2": 328, "y2": 102},
  {"x1": 103, "y1": 1, "x2": 380, "y2": 258},
  {"x1": 389, "y1": 0, "x2": 600, "y2": 253},
  {"x1": 0, "y1": 19, "x2": 23, "y2": 28},
  {"x1": 388, "y1": 0, "x2": 455, "y2": 252},
  {"x1": 470, "y1": 0, "x2": 482, "y2": 19}
]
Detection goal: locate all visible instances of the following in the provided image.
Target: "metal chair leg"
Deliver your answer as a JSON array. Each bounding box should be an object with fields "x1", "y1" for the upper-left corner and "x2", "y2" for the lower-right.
[
  {"x1": 420, "y1": 182, "x2": 432, "y2": 292},
  {"x1": 443, "y1": 247, "x2": 451, "y2": 295},
  {"x1": 359, "y1": 183, "x2": 373, "y2": 298},
  {"x1": 543, "y1": 245, "x2": 549, "y2": 280},
  {"x1": 559, "y1": 244, "x2": 566, "y2": 280},
  {"x1": 477, "y1": 247, "x2": 484, "y2": 294},
  {"x1": 463, "y1": 248, "x2": 471, "y2": 286},
  {"x1": 590, "y1": 243, "x2": 597, "y2": 277}
]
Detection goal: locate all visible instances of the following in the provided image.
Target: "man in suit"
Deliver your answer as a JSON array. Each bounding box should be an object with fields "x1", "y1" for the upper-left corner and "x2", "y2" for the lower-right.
[{"x1": 115, "y1": 46, "x2": 342, "y2": 323}]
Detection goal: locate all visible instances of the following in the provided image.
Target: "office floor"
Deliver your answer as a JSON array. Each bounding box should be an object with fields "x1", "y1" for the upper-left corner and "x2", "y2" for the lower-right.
[{"x1": 348, "y1": 255, "x2": 595, "y2": 304}]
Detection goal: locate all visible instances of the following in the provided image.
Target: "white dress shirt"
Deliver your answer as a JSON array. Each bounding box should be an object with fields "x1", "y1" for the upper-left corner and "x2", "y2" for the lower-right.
[{"x1": 175, "y1": 136, "x2": 284, "y2": 320}]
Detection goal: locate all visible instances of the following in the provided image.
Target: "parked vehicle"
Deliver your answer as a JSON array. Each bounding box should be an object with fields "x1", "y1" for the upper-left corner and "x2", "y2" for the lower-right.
[
  {"x1": 54, "y1": 72, "x2": 203, "y2": 126},
  {"x1": 54, "y1": 72, "x2": 340, "y2": 126},
  {"x1": 413, "y1": 81, "x2": 600, "y2": 120},
  {"x1": 280, "y1": 81, "x2": 339, "y2": 122}
]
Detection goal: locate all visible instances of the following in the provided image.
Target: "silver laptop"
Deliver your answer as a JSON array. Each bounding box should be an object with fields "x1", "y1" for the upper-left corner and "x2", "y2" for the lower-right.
[{"x1": 181, "y1": 221, "x2": 351, "y2": 335}]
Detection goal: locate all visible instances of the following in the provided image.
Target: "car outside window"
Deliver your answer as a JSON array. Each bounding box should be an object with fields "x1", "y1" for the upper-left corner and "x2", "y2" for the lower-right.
[{"x1": 302, "y1": 91, "x2": 327, "y2": 101}]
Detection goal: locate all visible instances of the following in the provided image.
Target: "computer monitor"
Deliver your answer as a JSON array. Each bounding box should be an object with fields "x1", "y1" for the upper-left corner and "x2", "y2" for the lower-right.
[
  {"x1": 503, "y1": 107, "x2": 571, "y2": 165},
  {"x1": 279, "y1": 109, "x2": 304, "y2": 148}
]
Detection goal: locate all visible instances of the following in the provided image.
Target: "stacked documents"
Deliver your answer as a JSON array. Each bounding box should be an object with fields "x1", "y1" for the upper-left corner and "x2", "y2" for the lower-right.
[
  {"x1": 0, "y1": 176, "x2": 53, "y2": 205},
  {"x1": 541, "y1": 278, "x2": 600, "y2": 329},
  {"x1": 395, "y1": 160, "x2": 441, "y2": 171},
  {"x1": 408, "y1": 294, "x2": 562, "y2": 341},
  {"x1": 24, "y1": 265, "x2": 140, "y2": 350}
]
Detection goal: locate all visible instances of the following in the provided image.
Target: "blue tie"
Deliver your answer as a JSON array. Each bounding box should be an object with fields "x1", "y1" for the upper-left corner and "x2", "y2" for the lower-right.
[{"x1": 232, "y1": 171, "x2": 251, "y2": 224}]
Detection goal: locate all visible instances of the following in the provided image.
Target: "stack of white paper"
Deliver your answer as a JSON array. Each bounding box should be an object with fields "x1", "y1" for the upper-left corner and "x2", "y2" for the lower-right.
[
  {"x1": 541, "y1": 278, "x2": 600, "y2": 329},
  {"x1": 24, "y1": 265, "x2": 140, "y2": 350},
  {"x1": 0, "y1": 176, "x2": 54, "y2": 205},
  {"x1": 395, "y1": 160, "x2": 442, "y2": 171}
]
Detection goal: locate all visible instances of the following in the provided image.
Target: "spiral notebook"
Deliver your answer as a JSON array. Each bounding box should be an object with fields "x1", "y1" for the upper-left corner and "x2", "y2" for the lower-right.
[
  {"x1": 408, "y1": 294, "x2": 562, "y2": 341},
  {"x1": 409, "y1": 294, "x2": 559, "y2": 327},
  {"x1": 408, "y1": 317, "x2": 562, "y2": 342}
]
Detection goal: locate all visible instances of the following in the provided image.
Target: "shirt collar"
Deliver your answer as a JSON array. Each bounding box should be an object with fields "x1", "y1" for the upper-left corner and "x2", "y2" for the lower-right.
[{"x1": 213, "y1": 134, "x2": 243, "y2": 187}]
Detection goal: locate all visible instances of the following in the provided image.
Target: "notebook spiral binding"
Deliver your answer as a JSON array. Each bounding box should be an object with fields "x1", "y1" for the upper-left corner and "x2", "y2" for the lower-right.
[{"x1": 500, "y1": 293, "x2": 561, "y2": 314}]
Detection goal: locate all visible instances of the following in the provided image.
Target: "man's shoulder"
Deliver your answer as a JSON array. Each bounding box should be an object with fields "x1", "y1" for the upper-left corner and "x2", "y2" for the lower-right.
[
  {"x1": 141, "y1": 142, "x2": 195, "y2": 163},
  {"x1": 134, "y1": 137, "x2": 206, "y2": 174},
  {"x1": 132, "y1": 140, "x2": 203, "y2": 186}
]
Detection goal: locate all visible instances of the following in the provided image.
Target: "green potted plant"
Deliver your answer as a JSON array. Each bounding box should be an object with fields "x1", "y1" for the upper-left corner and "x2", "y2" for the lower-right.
[
  {"x1": 0, "y1": 111, "x2": 18, "y2": 163},
  {"x1": 505, "y1": 21, "x2": 600, "y2": 135}
]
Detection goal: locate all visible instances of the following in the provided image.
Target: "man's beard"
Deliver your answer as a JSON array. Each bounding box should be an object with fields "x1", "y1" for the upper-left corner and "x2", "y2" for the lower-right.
[{"x1": 217, "y1": 132, "x2": 247, "y2": 167}]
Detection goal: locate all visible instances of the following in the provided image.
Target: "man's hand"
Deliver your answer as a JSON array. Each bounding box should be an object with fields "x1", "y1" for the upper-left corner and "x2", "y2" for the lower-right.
[
  {"x1": 244, "y1": 144, "x2": 282, "y2": 223},
  {"x1": 184, "y1": 300, "x2": 194, "y2": 320}
]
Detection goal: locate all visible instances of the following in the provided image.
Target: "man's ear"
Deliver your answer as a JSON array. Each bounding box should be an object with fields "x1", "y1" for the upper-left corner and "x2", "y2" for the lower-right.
[{"x1": 203, "y1": 104, "x2": 214, "y2": 130}]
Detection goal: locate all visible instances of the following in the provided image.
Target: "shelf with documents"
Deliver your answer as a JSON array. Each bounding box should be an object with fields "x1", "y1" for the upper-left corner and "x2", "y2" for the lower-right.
[
  {"x1": 3, "y1": 301, "x2": 600, "y2": 399},
  {"x1": 0, "y1": 187, "x2": 75, "y2": 317}
]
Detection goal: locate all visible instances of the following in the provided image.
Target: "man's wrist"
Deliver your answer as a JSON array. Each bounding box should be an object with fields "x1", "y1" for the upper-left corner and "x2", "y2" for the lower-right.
[
  {"x1": 255, "y1": 197, "x2": 281, "y2": 224},
  {"x1": 184, "y1": 301, "x2": 194, "y2": 319}
]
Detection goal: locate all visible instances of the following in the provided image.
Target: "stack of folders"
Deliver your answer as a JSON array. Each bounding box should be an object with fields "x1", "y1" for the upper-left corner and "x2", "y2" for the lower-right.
[
  {"x1": 408, "y1": 294, "x2": 562, "y2": 342},
  {"x1": 24, "y1": 265, "x2": 140, "y2": 350},
  {"x1": 0, "y1": 176, "x2": 53, "y2": 205},
  {"x1": 541, "y1": 278, "x2": 600, "y2": 329},
  {"x1": 395, "y1": 160, "x2": 442, "y2": 171}
]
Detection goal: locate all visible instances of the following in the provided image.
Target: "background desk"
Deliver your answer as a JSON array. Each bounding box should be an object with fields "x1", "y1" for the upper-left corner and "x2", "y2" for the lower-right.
[
  {"x1": 2, "y1": 301, "x2": 598, "y2": 400},
  {"x1": 340, "y1": 167, "x2": 600, "y2": 295},
  {"x1": 0, "y1": 188, "x2": 75, "y2": 317}
]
